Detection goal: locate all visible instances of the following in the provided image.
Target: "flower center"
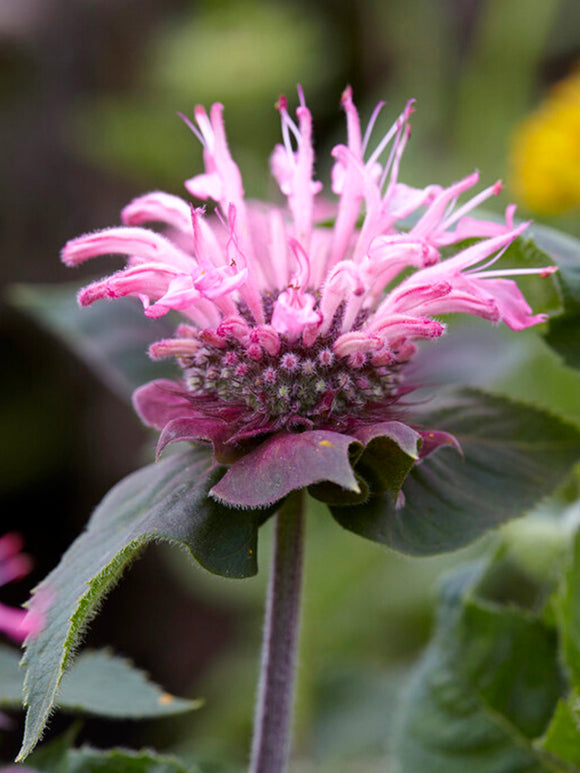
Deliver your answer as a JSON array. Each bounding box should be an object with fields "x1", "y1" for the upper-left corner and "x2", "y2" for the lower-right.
[{"x1": 182, "y1": 298, "x2": 403, "y2": 433}]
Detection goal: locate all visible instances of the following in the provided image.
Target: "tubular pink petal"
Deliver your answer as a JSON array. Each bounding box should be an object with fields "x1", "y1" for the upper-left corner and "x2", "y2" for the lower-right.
[
  {"x1": 200, "y1": 329, "x2": 228, "y2": 348},
  {"x1": 63, "y1": 227, "x2": 196, "y2": 273},
  {"x1": 333, "y1": 331, "x2": 383, "y2": 358},
  {"x1": 270, "y1": 144, "x2": 295, "y2": 195},
  {"x1": 149, "y1": 338, "x2": 201, "y2": 360},
  {"x1": 318, "y1": 261, "x2": 366, "y2": 337},
  {"x1": 478, "y1": 278, "x2": 548, "y2": 330},
  {"x1": 250, "y1": 325, "x2": 282, "y2": 356},
  {"x1": 274, "y1": 94, "x2": 320, "y2": 249},
  {"x1": 369, "y1": 315, "x2": 446, "y2": 343},
  {"x1": 217, "y1": 315, "x2": 251, "y2": 343},
  {"x1": 78, "y1": 264, "x2": 180, "y2": 308},
  {"x1": 190, "y1": 206, "x2": 225, "y2": 267},
  {"x1": 379, "y1": 281, "x2": 452, "y2": 315},
  {"x1": 413, "y1": 222, "x2": 529, "y2": 282},
  {"x1": 185, "y1": 172, "x2": 224, "y2": 202},
  {"x1": 287, "y1": 238, "x2": 312, "y2": 291},
  {"x1": 328, "y1": 87, "x2": 366, "y2": 265},
  {"x1": 209, "y1": 102, "x2": 246, "y2": 205},
  {"x1": 411, "y1": 290, "x2": 501, "y2": 322},
  {"x1": 439, "y1": 179, "x2": 503, "y2": 232},
  {"x1": 121, "y1": 192, "x2": 193, "y2": 233},
  {"x1": 385, "y1": 183, "x2": 443, "y2": 219},
  {"x1": 271, "y1": 288, "x2": 320, "y2": 342},
  {"x1": 411, "y1": 171, "x2": 480, "y2": 239},
  {"x1": 267, "y1": 208, "x2": 290, "y2": 289}
]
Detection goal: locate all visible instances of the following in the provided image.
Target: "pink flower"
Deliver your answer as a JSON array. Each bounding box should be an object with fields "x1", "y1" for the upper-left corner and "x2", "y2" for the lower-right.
[
  {"x1": 0, "y1": 534, "x2": 43, "y2": 731},
  {"x1": 0, "y1": 534, "x2": 41, "y2": 644},
  {"x1": 62, "y1": 88, "x2": 554, "y2": 506}
]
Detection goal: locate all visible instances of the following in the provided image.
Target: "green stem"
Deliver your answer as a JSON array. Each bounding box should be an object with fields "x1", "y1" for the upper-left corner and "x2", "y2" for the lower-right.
[{"x1": 249, "y1": 490, "x2": 306, "y2": 773}]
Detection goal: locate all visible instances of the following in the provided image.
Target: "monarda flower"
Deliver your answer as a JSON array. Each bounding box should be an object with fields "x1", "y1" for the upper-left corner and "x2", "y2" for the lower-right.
[
  {"x1": 62, "y1": 88, "x2": 554, "y2": 510},
  {"x1": 0, "y1": 534, "x2": 42, "y2": 730}
]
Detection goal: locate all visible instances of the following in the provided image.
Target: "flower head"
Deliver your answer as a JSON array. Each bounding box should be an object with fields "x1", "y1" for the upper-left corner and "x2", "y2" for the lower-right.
[{"x1": 62, "y1": 88, "x2": 554, "y2": 506}]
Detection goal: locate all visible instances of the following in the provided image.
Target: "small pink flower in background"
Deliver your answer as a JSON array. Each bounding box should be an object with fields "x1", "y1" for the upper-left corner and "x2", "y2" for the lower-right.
[
  {"x1": 0, "y1": 534, "x2": 41, "y2": 644},
  {"x1": 0, "y1": 534, "x2": 43, "y2": 731},
  {"x1": 61, "y1": 87, "x2": 555, "y2": 506}
]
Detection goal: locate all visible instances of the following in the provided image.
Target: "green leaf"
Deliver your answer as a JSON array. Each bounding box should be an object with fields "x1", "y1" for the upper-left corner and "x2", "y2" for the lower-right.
[
  {"x1": 28, "y1": 744, "x2": 198, "y2": 773},
  {"x1": 556, "y1": 527, "x2": 580, "y2": 688},
  {"x1": 18, "y1": 446, "x2": 270, "y2": 761},
  {"x1": 54, "y1": 650, "x2": 202, "y2": 719},
  {"x1": 0, "y1": 647, "x2": 201, "y2": 719},
  {"x1": 0, "y1": 643, "x2": 25, "y2": 706},
  {"x1": 458, "y1": 602, "x2": 564, "y2": 739},
  {"x1": 537, "y1": 696, "x2": 580, "y2": 769},
  {"x1": 9, "y1": 282, "x2": 176, "y2": 402},
  {"x1": 330, "y1": 388, "x2": 580, "y2": 555},
  {"x1": 394, "y1": 563, "x2": 564, "y2": 772},
  {"x1": 529, "y1": 224, "x2": 580, "y2": 371}
]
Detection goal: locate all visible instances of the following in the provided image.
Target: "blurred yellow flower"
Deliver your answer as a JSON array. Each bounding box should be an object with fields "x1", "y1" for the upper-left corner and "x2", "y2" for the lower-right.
[{"x1": 511, "y1": 66, "x2": 580, "y2": 214}]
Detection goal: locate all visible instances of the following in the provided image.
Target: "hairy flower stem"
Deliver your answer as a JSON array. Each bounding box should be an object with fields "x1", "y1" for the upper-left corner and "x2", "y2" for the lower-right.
[{"x1": 249, "y1": 490, "x2": 306, "y2": 773}]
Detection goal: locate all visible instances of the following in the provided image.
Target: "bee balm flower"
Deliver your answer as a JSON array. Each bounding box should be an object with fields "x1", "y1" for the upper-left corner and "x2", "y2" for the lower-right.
[{"x1": 62, "y1": 88, "x2": 554, "y2": 508}]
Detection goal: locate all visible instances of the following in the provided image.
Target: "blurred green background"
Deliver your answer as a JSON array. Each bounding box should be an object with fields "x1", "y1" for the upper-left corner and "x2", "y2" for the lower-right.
[{"x1": 1, "y1": 0, "x2": 580, "y2": 770}]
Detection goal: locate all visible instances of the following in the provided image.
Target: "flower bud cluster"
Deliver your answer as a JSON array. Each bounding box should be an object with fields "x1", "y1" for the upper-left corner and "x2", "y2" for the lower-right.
[{"x1": 181, "y1": 298, "x2": 402, "y2": 432}]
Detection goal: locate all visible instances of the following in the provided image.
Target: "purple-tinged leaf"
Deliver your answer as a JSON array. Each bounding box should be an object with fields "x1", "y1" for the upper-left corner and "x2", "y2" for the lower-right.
[
  {"x1": 210, "y1": 430, "x2": 361, "y2": 508},
  {"x1": 309, "y1": 421, "x2": 423, "y2": 507},
  {"x1": 331, "y1": 388, "x2": 580, "y2": 554}
]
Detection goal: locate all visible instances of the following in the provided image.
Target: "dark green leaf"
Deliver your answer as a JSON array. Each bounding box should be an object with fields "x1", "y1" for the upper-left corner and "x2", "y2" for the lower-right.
[
  {"x1": 18, "y1": 446, "x2": 269, "y2": 760},
  {"x1": 394, "y1": 563, "x2": 564, "y2": 772},
  {"x1": 458, "y1": 602, "x2": 564, "y2": 739},
  {"x1": 556, "y1": 528, "x2": 580, "y2": 689},
  {"x1": 331, "y1": 388, "x2": 580, "y2": 555},
  {"x1": 0, "y1": 644, "x2": 25, "y2": 706},
  {"x1": 537, "y1": 697, "x2": 580, "y2": 769},
  {"x1": 56, "y1": 649, "x2": 202, "y2": 718},
  {"x1": 9, "y1": 282, "x2": 176, "y2": 402},
  {"x1": 0, "y1": 647, "x2": 201, "y2": 718},
  {"x1": 29, "y1": 745, "x2": 197, "y2": 773}
]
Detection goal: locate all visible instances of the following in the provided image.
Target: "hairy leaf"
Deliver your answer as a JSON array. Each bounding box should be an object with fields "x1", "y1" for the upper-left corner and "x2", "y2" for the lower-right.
[
  {"x1": 331, "y1": 388, "x2": 580, "y2": 554},
  {"x1": 1, "y1": 647, "x2": 200, "y2": 718},
  {"x1": 211, "y1": 430, "x2": 361, "y2": 507},
  {"x1": 18, "y1": 446, "x2": 269, "y2": 760}
]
